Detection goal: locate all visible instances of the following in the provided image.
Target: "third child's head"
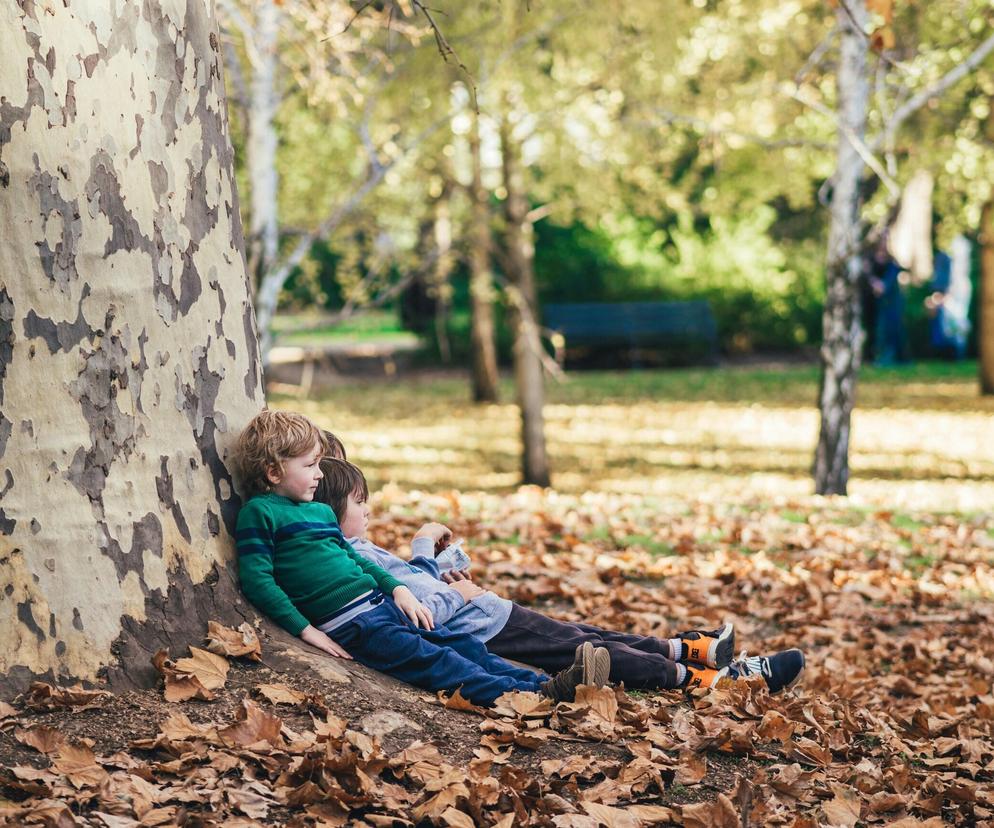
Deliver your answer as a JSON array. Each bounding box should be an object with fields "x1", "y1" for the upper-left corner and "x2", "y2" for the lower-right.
[
  {"x1": 315, "y1": 458, "x2": 370, "y2": 539},
  {"x1": 236, "y1": 410, "x2": 328, "y2": 502}
]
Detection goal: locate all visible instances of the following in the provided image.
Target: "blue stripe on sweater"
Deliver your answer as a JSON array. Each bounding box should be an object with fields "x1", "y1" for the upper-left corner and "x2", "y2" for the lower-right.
[
  {"x1": 274, "y1": 521, "x2": 346, "y2": 543},
  {"x1": 237, "y1": 540, "x2": 274, "y2": 556}
]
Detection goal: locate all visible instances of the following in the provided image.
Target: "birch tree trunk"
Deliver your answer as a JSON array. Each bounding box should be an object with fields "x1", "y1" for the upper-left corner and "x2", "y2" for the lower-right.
[
  {"x1": 0, "y1": 0, "x2": 264, "y2": 694},
  {"x1": 245, "y1": 0, "x2": 281, "y2": 287},
  {"x1": 980, "y1": 199, "x2": 994, "y2": 395},
  {"x1": 813, "y1": 0, "x2": 869, "y2": 496},
  {"x1": 500, "y1": 111, "x2": 550, "y2": 487},
  {"x1": 468, "y1": 109, "x2": 500, "y2": 403}
]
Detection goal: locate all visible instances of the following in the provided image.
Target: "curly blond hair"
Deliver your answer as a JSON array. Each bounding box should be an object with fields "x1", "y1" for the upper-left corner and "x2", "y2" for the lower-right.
[{"x1": 236, "y1": 410, "x2": 329, "y2": 496}]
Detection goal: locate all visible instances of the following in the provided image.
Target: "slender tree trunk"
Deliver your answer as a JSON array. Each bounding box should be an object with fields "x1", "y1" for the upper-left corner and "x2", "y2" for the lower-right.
[
  {"x1": 500, "y1": 110, "x2": 550, "y2": 487},
  {"x1": 813, "y1": 1, "x2": 869, "y2": 496},
  {"x1": 980, "y1": 199, "x2": 994, "y2": 394},
  {"x1": 468, "y1": 109, "x2": 500, "y2": 402},
  {"x1": 432, "y1": 174, "x2": 454, "y2": 363},
  {"x1": 245, "y1": 0, "x2": 281, "y2": 287},
  {"x1": 0, "y1": 0, "x2": 264, "y2": 694}
]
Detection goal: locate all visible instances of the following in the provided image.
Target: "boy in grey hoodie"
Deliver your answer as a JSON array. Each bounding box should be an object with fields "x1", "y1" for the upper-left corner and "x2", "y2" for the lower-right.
[{"x1": 315, "y1": 456, "x2": 805, "y2": 693}]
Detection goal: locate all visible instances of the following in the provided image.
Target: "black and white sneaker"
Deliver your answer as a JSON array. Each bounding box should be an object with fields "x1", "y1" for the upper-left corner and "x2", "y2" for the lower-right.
[{"x1": 730, "y1": 649, "x2": 805, "y2": 693}]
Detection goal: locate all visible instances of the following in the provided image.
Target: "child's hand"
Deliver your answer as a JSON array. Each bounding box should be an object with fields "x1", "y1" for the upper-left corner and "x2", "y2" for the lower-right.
[
  {"x1": 413, "y1": 522, "x2": 453, "y2": 554},
  {"x1": 299, "y1": 624, "x2": 353, "y2": 660},
  {"x1": 441, "y1": 569, "x2": 473, "y2": 583},
  {"x1": 449, "y1": 579, "x2": 486, "y2": 602},
  {"x1": 393, "y1": 586, "x2": 434, "y2": 629}
]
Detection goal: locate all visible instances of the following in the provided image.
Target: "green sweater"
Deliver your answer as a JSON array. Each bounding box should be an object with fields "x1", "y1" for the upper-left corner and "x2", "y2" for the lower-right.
[{"x1": 235, "y1": 493, "x2": 404, "y2": 636}]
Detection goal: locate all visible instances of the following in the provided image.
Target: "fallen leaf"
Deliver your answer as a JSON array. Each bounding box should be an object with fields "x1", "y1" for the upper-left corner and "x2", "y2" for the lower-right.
[
  {"x1": 255, "y1": 682, "x2": 307, "y2": 706},
  {"x1": 174, "y1": 646, "x2": 229, "y2": 690},
  {"x1": 206, "y1": 620, "x2": 263, "y2": 661},
  {"x1": 21, "y1": 681, "x2": 110, "y2": 711},
  {"x1": 52, "y1": 742, "x2": 110, "y2": 789},
  {"x1": 681, "y1": 794, "x2": 740, "y2": 828},
  {"x1": 15, "y1": 725, "x2": 66, "y2": 755},
  {"x1": 581, "y1": 801, "x2": 642, "y2": 828}
]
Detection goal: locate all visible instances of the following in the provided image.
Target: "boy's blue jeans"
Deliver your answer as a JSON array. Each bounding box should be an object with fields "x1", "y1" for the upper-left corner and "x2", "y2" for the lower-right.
[{"x1": 329, "y1": 600, "x2": 550, "y2": 706}]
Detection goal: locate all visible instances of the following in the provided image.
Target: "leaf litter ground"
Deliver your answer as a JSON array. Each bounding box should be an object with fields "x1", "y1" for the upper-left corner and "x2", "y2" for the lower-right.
[{"x1": 2, "y1": 485, "x2": 993, "y2": 827}]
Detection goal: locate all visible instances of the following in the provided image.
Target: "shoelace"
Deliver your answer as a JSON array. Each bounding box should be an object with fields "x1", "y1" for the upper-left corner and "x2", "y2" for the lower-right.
[{"x1": 732, "y1": 651, "x2": 771, "y2": 679}]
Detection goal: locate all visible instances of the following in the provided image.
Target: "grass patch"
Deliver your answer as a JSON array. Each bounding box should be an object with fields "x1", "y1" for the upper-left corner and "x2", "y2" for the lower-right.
[
  {"x1": 904, "y1": 553, "x2": 937, "y2": 575},
  {"x1": 891, "y1": 514, "x2": 926, "y2": 532},
  {"x1": 620, "y1": 534, "x2": 677, "y2": 557},
  {"x1": 779, "y1": 510, "x2": 808, "y2": 524}
]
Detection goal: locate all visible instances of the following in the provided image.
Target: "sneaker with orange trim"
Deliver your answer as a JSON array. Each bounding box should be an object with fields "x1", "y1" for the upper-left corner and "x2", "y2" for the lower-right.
[
  {"x1": 683, "y1": 662, "x2": 733, "y2": 690},
  {"x1": 677, "y1": 622, "x2": 734, "y2": 669}
]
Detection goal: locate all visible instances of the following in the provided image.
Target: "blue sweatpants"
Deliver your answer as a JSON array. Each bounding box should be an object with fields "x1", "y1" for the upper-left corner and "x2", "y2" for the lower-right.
[{"x1": 329, "y1": 600, "x2": 550, "y2": 706}]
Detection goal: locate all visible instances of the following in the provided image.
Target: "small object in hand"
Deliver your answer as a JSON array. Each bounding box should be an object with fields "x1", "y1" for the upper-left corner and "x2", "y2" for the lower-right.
[{"x1": 436, "y1": 539, "x2": 471, "y2": 573}]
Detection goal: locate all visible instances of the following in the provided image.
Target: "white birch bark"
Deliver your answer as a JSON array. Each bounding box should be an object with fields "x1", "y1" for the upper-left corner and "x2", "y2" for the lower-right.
[
  {"x1": 0, "y1": 0, "x2": 264, "y2": 692},
  {"x1": 813, "y1": 0, "x2": 870, "y2": 495},
  {"x1": 245, "y1": 0, "x2": 280, "y2": 284}
]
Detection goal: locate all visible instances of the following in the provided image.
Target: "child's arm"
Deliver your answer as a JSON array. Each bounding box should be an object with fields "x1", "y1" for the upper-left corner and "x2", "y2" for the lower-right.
[
  {"x1": 237, "y1": 503, "x2": 312, "y2": 637},
  {"x1": 299, "y1": 625, "x2": 353, "y2": 659},
  {"x1": 342, "y1": 544, "x2": 434, "y2": 629}
]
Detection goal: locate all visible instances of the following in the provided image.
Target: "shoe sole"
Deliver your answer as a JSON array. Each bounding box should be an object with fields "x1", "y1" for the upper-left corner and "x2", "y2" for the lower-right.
[
  {"x1": 592, "y1": 647, "x2": 611, "y2": 687},
  {"x1": 579, "y1": 641, "x2": 596, "y2": 686},
  {"x1": 708, "y1": 622, "x2": 735, "y2": 669}
]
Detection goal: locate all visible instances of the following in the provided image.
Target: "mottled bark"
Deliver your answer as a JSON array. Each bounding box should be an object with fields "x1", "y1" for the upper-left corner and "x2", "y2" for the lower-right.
[
  {"x1": 0, "y1": 1, "x2": 264, "y2": 694},
  {"x1": 468, "y1": 110, "x2": 499, "y2": 403},
  {"x1": 981, "y1": 200, "x2": 994, "y2": 395},
  {"x1": 500, "y1": 111, "x2": 550, "y2": 487},
  {"x1": 813, "y1": 1, "x2": 869, "y2": 496}
]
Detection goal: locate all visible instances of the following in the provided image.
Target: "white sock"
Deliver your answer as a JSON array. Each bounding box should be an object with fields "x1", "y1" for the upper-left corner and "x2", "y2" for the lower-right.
[
  {"x1": 674, "y1": 663, "x2": 687, "y2": 686},
  {"x1": 668, "y1": 638, "x2": 684, "y2": 661}
]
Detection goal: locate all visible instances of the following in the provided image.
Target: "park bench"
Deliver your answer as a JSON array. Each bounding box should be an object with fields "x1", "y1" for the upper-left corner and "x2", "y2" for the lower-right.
[{"x1": 543, "y1": 300, "x2": 719, "y2": 366}]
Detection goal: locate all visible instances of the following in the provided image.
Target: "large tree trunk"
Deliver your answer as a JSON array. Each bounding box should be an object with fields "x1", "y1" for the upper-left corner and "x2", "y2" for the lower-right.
[
  {"x1": 468, "y1": 109, "x2": 500, "y2": 403},
  {"x1": 0, "y1": 1, "x2": 264, "y2": 695},
  {"x1": 813, "y1": 0, "x2": 869, "y2": 496},
  {"x1": 981, "y1": 199, "x2": 994, "y2": 395},
  {"x1": 500, "y1": 111, "x2": 550, "y2": 487},
  {"x1": 245, "y1": 0, "x2": 281, "y2": 288}
]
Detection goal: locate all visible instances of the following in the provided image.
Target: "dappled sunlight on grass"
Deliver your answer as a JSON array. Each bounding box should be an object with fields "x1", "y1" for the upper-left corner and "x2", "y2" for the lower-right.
[{"x1": 273, "y1": 363, "x2": 992, "y2": 513}]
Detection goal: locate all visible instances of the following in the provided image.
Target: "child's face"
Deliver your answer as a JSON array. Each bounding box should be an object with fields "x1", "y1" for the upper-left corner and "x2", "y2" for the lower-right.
[
  {"x1": 339, "y1": 491, "x2": 370, "y2": 539},
  {"x1": 267, "y1": 439, "x2": 323, "y2": 502}
]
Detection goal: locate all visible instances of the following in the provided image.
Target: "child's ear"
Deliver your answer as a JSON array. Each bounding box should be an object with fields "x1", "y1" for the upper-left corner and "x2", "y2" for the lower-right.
[{"x1": 265, "y1": 464, "x2": 282, "y2": 486}]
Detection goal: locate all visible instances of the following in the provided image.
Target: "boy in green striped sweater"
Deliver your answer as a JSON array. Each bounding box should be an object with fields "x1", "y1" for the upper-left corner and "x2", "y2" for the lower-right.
[{"x1": 234, "y1": 409, "x2": 610, "y2": 706}]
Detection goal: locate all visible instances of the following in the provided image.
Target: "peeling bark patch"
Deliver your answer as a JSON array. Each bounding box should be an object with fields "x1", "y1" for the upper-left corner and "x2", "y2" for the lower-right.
[
  {"x1": 48, "y1": 612, "x2": 56, "y2": 637},
  {"x1": 72, "y1": 608, "x2": 84, "y2": 631},
  {"x1": 30, "y1": 167, "x2": 82, "y2": 291},
  {"x1": 130, "y1": 114, "x2": 143, "y2": 160},
  {"x1": 23, "y1": 284, "x2": 95, "y2": 353},
  {"x1": 0, "y1": 60, "x2": 44, "y2": 153},
  {"x1": 0, "y1": 417, "x2": 11, "y2": 461},
  {"x1": 242, "y1": 302, "x2": 259, "y2": 398},
  {"x1": 0, "y1": 509, "x2": 15, "y2": 534},
  {"x1": 206, "y1": 508, "x2": 220, "y2": 537},
  {"x1": 131, "y1": 512, "x2": 163, "y2": 561},
  {"x1": 29, "y1": 518, "x2": 40, "y2": 534},
  {"x1": 176, "y1": 349, "x2": 240, "y2": 535},
  {"x1": 17, "y1": 601, "x2": 44, "y2": 642},
  {"x1": 155, "y1": 456, "x2": 191, "y2": 543},
  {"x1": 0, "y1": 285, "x2": 13, "y2": 405},
  {"x1": 147, "y1": 161, "x2": 167, "y2": 201},
  {"x1": 82, "y1": 53, "x2": 99, "y2": 78},
  {"x1": 66, "y1": 331, "x2": 141, "y2": 504}
]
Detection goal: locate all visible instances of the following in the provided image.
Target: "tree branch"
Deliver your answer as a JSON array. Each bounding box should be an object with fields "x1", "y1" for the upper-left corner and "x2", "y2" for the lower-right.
[
  {"x1": 782, "y1": 84, "x2": 900, "y2": 198},
  {"x1": 870, "y1": 28, "x2": 994, "y2": 153}
]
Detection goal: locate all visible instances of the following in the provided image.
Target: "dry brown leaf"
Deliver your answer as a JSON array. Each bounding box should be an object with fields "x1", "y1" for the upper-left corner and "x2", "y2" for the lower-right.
[
  {"x1": 227, "y1": 785, "x2": 274, "y2": 819},
  {"x1": 492, "y1": 690, "x2": 552, "y2": 719},
  {"x1": 255, "y1": 682, "x2": 307, "y2": 706},
  {"x1": 575, "y1": 684, "x2": 619, "y2": 724},
  {"x1": 219, "y1": 698, "x2": 284, "y2": 748},
  {"x1": 821, "y1": 783, "x2": 861, "y2": 828},
  {"x1": 205, "y1": 620, "x2": 262, "y2": 661},
  {"x1": 681, "y1": 794, "x2": 740, "y2": 828},
  {"x1": 439, "y1": 806, "x2": 475, "y2": 828},
  {"x1": 15, "y1": 725, "x2": 66, "y2": 755},
  {"x1": 52, "y1": 742, "x2": 110, "y2": 789},
  {"x1": 675, "y1": 749, "x2": 707, "y2": 785},
  {"x1": 580, "y1": 801, "x2": 643, "y2": 828},
  {"x1": 151, "y1": 648, "x2": 215, "y2": 702},
  {"x1": 174, "y1": 646, "x2": 229, "y2": 690},
  {"x1": 441, "y1": 688, "x2": 486, "y2": 714},
  {"x1": 21, "y1": 681, "x2": 111, "y2": 711}
]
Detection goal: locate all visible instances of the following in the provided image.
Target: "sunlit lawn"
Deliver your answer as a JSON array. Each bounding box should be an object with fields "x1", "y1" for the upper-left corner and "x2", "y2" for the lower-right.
[{"x1": 271, "y1": 360, "x2": 993, "y2": 513}]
